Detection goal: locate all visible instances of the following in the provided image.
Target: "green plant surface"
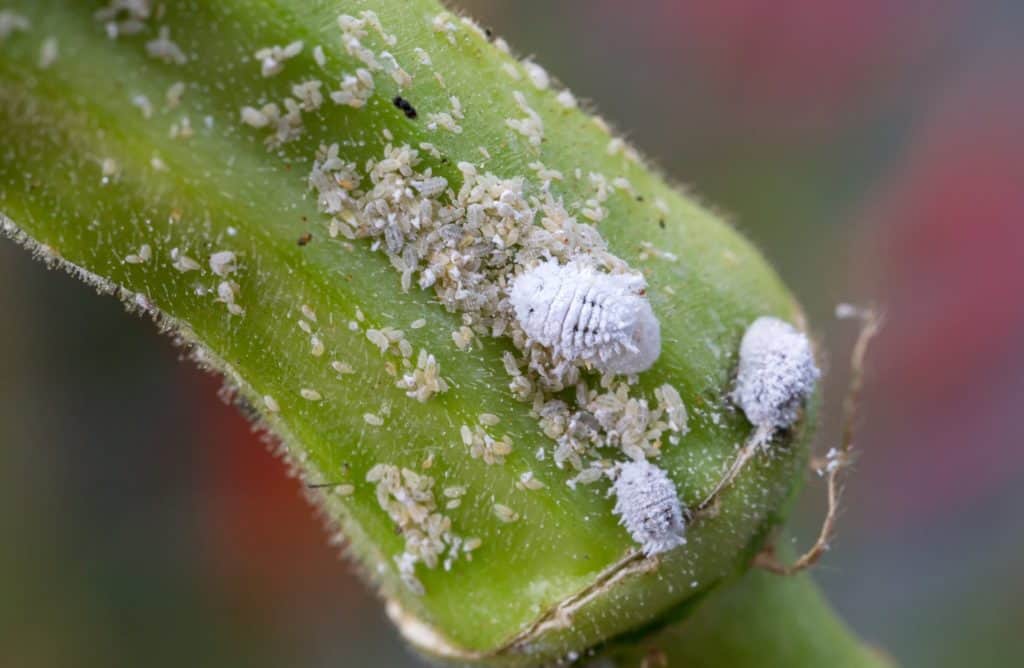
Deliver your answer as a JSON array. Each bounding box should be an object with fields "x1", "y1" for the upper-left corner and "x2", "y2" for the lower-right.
[
  {"x1": 597, "y1": 559, "x2": 894, "y2": 668},
  {"x1": 0, "y1": 1, "x2": 876, "y2": 665}
]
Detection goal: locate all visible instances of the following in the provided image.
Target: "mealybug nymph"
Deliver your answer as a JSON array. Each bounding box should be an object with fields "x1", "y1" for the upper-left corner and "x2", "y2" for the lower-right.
[
  {"x1": 700, "y1": 316, "x2": 819, "y2": 511},
  {"x1": 733, "y1": 316, "x2": 820, "y2": 438},
  {"x1": 509, "y1": 259, "x2": 661, "y2": 375},
  {"x1": 611, "y1": 460, "x2": 687, "y2": 556}
]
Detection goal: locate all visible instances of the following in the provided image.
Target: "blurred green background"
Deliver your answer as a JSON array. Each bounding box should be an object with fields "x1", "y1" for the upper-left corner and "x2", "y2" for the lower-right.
[{"x1": 3, "y1": 1, "x2": 1023, "y2": 666}]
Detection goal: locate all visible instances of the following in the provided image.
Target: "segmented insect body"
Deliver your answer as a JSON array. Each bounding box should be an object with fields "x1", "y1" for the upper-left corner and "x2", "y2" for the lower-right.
[
  {"x1": 509, "y1": 259, "x2": 661, "y2": 375},
  {"x1": 733, "y1": 316, "x2": 820, "y2": 436},
  {"x1": 698, "y1": 317, "x2": 821, "y2": 512},
  {"x1": 611, "y1": 460, "x2": 687, "y2": 556}
]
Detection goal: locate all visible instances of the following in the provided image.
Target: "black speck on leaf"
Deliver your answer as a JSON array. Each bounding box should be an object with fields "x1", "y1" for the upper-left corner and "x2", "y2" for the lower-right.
[{"x1": 392, "y1": 96, "x2": 417, "y2": 119}]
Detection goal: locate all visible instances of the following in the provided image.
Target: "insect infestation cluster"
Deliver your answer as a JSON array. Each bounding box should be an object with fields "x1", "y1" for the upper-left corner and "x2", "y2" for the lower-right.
[
  {"x1": 507, "y1": 261, "x2": 818, "y2": 556},
  {"x1": 223, "y1": 6, "x2": 821, "y2": 574}
]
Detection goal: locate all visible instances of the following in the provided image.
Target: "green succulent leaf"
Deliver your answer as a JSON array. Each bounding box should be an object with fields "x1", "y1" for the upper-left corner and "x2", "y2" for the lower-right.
[{"x1": 1, "y1": 1, "x2": 879, "y2": 665}]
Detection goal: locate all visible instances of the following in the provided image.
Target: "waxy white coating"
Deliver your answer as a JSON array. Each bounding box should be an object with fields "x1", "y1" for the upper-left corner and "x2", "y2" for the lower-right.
[
  {"x1": 733, "y1": 316, "x2": 819, "y2": 433},
  {"x1": 612, "y1": 460, "x2": 687, "y2": 556},
  {"x1": 509, "y1": 259, "x2": 661, "y2": 375}
]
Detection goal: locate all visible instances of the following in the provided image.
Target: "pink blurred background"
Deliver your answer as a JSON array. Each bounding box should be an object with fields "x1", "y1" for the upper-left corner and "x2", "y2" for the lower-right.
[{"x1": 2, "y1": 1, "x2": 1023, "y2": 665}]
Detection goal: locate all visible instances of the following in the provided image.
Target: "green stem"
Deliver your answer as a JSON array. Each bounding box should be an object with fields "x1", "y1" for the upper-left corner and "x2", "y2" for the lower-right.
[
  {"x1": 598, "y1": 567, "x2": 893, "y2": 668},
  {"x1": 0, "y1": 1, "x2": 881, "y2": 665}
]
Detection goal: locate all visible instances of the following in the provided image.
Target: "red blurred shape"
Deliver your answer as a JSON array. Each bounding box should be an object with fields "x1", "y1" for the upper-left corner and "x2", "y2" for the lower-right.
[
  {"x1": 653, "y1": 0, "x2": 961, "y2": 131},
  {"x1": 858, "y1": 60, "x2": 1024, "y2": 522},
  {"x1": 187, "y1": 371, "x2": 350, "y2": 602}
]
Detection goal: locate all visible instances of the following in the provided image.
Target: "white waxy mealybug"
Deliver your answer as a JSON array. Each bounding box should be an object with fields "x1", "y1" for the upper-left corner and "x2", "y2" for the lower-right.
[
  {"x1": 611, "y1": 460, "x2": 687, "y2": 556},
  {"x1": 699, "y1": 316, "x2": 820, "y2": 511},
  {"x1": 733, "y1": 316, "x2": 820, "y2": 439},
  {"x1": 509, "y1": 259, "x2": 661, "y2": 375}
]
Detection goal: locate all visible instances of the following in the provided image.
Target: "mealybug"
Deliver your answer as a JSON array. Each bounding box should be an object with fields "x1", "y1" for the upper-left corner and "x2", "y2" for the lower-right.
[
  {"x1": 508, "y1": 259, "x2": 661, "y2": 375},
  {"x1": 733, "y1": 316, "x2": 819, "y2": 437},
  {"x1": 700, "y1": 316, "x2": 819, "y2": 511},
  {"x1": 611, "y1": 460, "x2": 687, "y2": 556}
]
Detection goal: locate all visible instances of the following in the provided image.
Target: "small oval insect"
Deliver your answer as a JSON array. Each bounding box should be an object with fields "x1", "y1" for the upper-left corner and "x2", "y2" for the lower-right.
[
  {"x1": 611, "y1": 459, "x2": 687, "y2": 556},
  {"x1": 733, "y1": 316, "x2": 820, "y2": 436},
  {"x1": 509, "y1": 259, "x2": 661, "y2": 375},
  {"x1": 697, "y1": 316, "x2": 820, "y2": 511}
]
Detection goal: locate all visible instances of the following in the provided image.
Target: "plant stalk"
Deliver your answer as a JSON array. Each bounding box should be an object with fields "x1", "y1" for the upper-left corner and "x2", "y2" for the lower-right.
[{"x1": 1, "y1": 1, "x2": 883, "y2": 664}]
